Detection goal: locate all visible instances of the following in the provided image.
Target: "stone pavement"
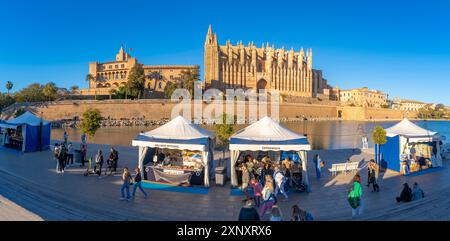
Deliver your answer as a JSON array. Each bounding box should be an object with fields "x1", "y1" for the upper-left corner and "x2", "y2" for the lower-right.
[
  {"x1": 0, "y1": 195, "x2": 42, "y2": 221},
  {"x1": 0, "y1": 142, "x2": 449, "y2": 221}
]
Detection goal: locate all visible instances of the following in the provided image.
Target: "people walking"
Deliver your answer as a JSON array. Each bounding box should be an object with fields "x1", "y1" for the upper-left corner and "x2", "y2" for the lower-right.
[
  {"x1": 313, "y1": 154, "x2": 323, "y2": 180},
  {"x1": 396, "y1": 183, "x2": 412, "y2": 203},
  {"x1": 120, "y1": 167, "x2": 132, "y2": 201},
  {"x1": 238, "y1": 199, "x2": 260, "y2": 221},
  {"x1": 132, "y1": 167, "x2": 148, "y2": 199},
  {"x1": 368, "y1": 160, "x2": 380, "y2": 192},
  {"x1": 348, "y1": 174, "x2": 363, "y2": 218},
  {"x1": 274, "y1": 166, "x2": 288, "y2": 200},
  {"x1": 94, "y1": 150, "x2": 104, "y2": 176},
  {"x1": 259, "y1": 176, "x2": 276, "y2": 218}
]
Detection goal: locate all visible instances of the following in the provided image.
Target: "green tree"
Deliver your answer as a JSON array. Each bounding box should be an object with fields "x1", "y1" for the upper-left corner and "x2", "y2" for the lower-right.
[
  {"x1": 14, "y1": 108, "x2": 26, "y2": 118},
  {"x1": 79, "y1": 108, "x2": 102, "y2": 137},
  {"x1": 164, "y1": 82, "x2": 178, "y2": 99},
  {"x1": 108, "y1": 88, "x2": 117, "y2": 100},
  {"x1": 6, "y1": 81, "x2": 13, "y2": 95},
  {"x1": 127, "y1": 64, "x2": 146, "y2": 99},
  {"x1": 214, "y1": 113, "x2": 237, "y2": 161},
  {"x1": 372, "y1": 125, "x2": 387, "y2": 166},
  {"x1": 86, "y1": 74, "x2": 97, "y2": 100},
  {"x1": 70, "y1": 85, "x2": 79, "y2": 94},
  {"x1": 42, "y1": 82, "x2": 58, "y2": 101},
  {"x1": 179, "y1": 69, "x2": 200, "y2": 98},
  {"x1": 0, "y1": 93, "x2": 15, "y2": 113},
  {"x1": 14, "y1": 83, "x2": 45, "y2": 102}
]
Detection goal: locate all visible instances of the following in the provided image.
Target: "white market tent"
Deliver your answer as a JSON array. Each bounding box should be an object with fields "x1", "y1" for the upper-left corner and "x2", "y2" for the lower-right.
[
  {"x1": 132, "y1": 116, "x2": 215, "y2": 187},
  {"x1": 380, "y1": 118, "x2": 443, "y2": 172},
  {"x1": 229, "y1": 116, "x2": 311, "y2": 187}
]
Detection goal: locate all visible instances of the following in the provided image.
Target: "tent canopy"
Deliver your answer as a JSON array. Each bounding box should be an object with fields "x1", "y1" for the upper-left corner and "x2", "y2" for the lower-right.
[
  {"x1": 229, "y1": 116, "x2": 311, "y2": 151},
  {"x1": 1, "y1": 111, "x2": 49, "y2": 127},
  {"x1": 385, "y1": 118, "x2": 441, "y2": 141},
  {"x1": 132, "y1": 115, "x2": 214, "y2": 151}
]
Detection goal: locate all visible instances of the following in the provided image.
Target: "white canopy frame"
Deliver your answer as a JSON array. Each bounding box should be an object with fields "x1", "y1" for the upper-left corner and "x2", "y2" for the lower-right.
[{"x1": 132, "y1": 116, "x2": 214, "y2": 187}]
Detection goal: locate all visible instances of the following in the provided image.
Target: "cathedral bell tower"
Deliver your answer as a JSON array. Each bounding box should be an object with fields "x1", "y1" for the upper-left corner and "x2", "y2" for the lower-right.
[{"x1": 204, "y1": 24, "x2": 219, "y2": 89}]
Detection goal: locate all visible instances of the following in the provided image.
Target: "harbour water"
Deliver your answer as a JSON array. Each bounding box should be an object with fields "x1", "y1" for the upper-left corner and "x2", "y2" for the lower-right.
[{"x1": 52, "y1": 120, "x2": 450, "y2": 150}]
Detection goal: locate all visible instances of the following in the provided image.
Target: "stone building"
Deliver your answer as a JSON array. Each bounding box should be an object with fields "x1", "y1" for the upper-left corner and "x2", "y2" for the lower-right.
[
  {"x1": 339, "y1": 87, "x2": 387, "y2": 108},
  {"x1": 392, "y1": 99, "x2": 427, "y2": 112},
  {"x1": 204, "y1": 25, "x2": 328, "y2": 97},
  {"x1": 82, "y1": 47, "x2": 199, "y2": 96}
]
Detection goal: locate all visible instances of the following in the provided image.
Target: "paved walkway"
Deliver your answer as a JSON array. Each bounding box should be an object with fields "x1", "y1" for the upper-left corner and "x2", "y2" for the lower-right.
[
  {"x1": 0, "y1": 195, "x2": 42, "y2": 221},
  {"x1": 0, "y1": 141, "x2": 449, "y2": 221}
]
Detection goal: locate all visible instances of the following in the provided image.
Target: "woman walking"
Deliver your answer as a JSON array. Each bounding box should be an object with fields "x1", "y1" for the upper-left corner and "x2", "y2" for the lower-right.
[
  {"x1": 259, "y1": 176, "x2": 276, "y2": 218},
  {"x1": 120, "y1": 167, "x2": 132, "y2": 201},
  {"x1": 132, "y1": 167, "x2": 148, "y2": 199},
  {"x1": 348, "y1": 174, "x2": 363, "y2": 218}
]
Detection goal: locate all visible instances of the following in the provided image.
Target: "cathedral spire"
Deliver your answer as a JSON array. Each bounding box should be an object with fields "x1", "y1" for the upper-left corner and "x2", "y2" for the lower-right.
[{"x1": 207, "y1": 24, "x2": 213, "y2": 36}]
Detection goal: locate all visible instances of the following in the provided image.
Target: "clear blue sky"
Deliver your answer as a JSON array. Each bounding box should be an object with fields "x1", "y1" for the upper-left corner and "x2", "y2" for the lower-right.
[{"x1": 0, "y1": 0, "x2": 449, "y2": 105}]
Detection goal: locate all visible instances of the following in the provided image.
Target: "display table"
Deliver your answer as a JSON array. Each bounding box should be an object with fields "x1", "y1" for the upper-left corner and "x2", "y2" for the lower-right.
[{"x1": 147, "y1": 165, "x2": 204, "y2": 185}]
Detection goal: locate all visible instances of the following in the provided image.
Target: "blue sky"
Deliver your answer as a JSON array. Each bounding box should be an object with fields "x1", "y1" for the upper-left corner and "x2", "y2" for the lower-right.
[{"x1": 0, "y1": 0, "x2": 449, "y2": 105}]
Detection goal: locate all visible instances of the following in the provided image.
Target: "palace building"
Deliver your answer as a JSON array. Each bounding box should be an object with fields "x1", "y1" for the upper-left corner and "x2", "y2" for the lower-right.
[
  {"x1": 204, "y1": 25, "x2": 329, "y2": 97},
  {"x1": 82, "y1": 47, "x2": 199, "y2": 96}
]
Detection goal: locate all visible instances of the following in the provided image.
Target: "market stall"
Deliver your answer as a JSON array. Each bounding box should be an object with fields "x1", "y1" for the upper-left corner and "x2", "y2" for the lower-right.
[
  {"x1": 378, "y1": 118, "x2": 443, "y2": 174},
  {"x1": 229, "y1": 116, "x2": 311, "y2": 188},
  {"x1": 132, "y1": 116, "x2": 215, "y2": 187},
  {"x1": 0, "y1": 111, "x2": 51, "y2": 152}
]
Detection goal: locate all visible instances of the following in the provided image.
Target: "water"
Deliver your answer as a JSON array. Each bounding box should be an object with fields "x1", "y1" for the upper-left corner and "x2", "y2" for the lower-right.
[{"x1": 51, "y1": 120, "x2": 450, "y2": 150}]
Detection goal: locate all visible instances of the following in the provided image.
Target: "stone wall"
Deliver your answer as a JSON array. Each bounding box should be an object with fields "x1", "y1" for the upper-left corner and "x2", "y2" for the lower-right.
[{"x1": 1, "y1": 99, "x2": 416, "y2": 123}]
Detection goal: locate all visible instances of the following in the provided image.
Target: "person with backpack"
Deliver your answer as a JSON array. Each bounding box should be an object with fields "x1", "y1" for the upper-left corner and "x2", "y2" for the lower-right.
[
  {"x1": 131, "y1": 167, "x2": 148, "y2": 199},
  {"x1": 120, "y1": 167, "x2": 132, "y2": 201},
  {"x1": 94, "y1": 150, "x2": 104, "y2": 176},
  {"x1": 348, "y1": 174, "x2": 363, "y2": 218},
  {"x1": 259, "y1": 176, "x2": 276, "y2": 218}
]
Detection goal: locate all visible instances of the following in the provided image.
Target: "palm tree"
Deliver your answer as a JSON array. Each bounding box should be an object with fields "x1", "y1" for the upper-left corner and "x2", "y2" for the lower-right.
[
  {"x1": 86, "y1": 74, "x2": 96, "y2": 100},
  {"x1": 6, "y1": 81, "x2": 13, "y2": 95},
  {"x1": 108, "y1": 88, "x2": 117, "y2": 100},
  {"x1": 70, "y1": 85, "x2": 79, "y2": 94}
]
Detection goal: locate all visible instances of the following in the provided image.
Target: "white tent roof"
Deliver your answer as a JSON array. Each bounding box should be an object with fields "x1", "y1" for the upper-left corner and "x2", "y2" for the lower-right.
[
  {"x1": 131, "y1": 116, "x2": 213, "y2": 151},
  {"x1": 2, "y1": 111, "x2": 49, "y2": 127},
  {"x1": 229, "y1": 116, "x2": 310, "y2": 151},
  {"x1": 386, "y1": 118, "x2": 439, "y2": 139},
  {"x1": 140, "y1": 115, "x2": 213, "y2": 140}
]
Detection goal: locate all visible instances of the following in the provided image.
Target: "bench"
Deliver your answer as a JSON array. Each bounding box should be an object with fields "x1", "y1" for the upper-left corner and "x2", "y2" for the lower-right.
[{"x1": 328, "y1": 161, "x2": 360, "y2": 177}]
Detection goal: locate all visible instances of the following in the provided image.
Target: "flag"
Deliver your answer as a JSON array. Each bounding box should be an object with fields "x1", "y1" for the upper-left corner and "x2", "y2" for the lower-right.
[{"x1": 129, "y1": 47, "x2": 133, "y2": 52}]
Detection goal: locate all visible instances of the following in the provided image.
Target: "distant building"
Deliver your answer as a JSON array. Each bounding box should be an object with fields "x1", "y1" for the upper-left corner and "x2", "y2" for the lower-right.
[
  {"x1": 80, "y1": 47, "x2": 199, "y2": 96},
  {"x1": 339, "y1": 87, "x2": 387, "y2": 108},
  {"x1": 392, "y1": 99, "x2": 427, "y2": 112}
]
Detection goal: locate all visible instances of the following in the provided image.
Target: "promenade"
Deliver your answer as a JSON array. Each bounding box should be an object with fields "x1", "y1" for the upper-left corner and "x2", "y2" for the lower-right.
[{"x1": 0, "y1": 142, "x2": 449, "y2": 221}]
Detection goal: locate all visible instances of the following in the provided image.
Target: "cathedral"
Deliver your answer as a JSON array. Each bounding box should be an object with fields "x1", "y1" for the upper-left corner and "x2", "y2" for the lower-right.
[{"x1": 204, "y1": 25, "x2": 328, "y2": 97}]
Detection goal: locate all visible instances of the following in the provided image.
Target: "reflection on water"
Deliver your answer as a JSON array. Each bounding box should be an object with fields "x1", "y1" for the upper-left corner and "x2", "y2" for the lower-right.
[{"x1": 52, "y1": 120, "x2": 450, "y2": 150}]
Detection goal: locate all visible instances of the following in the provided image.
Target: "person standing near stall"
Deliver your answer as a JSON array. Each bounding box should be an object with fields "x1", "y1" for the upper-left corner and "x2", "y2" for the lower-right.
[
  {"x1": 274, "y1": 166, "x2": 288, "y2": 200},
  {"x1": 259, "y1": 176, "x2": 276, "y2": 218}
]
